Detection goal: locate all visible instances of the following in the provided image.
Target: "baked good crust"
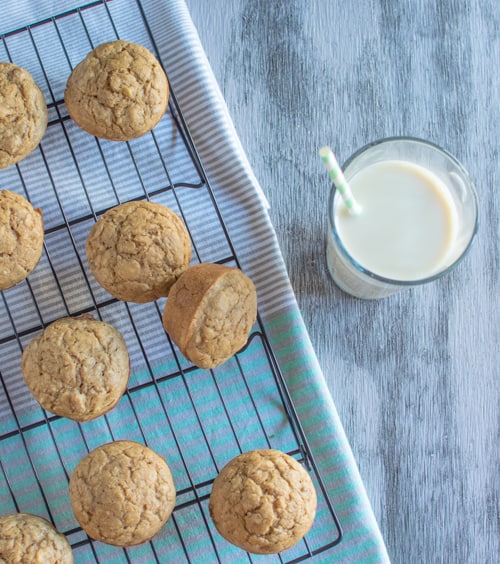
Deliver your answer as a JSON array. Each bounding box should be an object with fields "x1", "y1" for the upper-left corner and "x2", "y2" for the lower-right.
[
  {"x1": 85, "y1": 200, "x2": 191, "y2": 303},
  {"x1": 209, "y1": 449, "x2": 317, "y2": 554},
  {"x1": 64, "y1": 40, "x2": 169, "y2": 141},
  {"x1": 0, "y1": 62, "x2": 48, "y2": 168},
  {"x1": 0, "y1": 512, "x2": 73, "y2": 563},
  {"x1": 0, "y1": 189, "x2": 44, "y2": 290},
  {"x1": 162, "y1": 263, "x2": 257, "y2": 369},
  {"x1": 69, "y1": 440, "x2": 176, "y2": 547},
  {"x1": 21, "y1": 315, "x2": 130, "y2": 421}
]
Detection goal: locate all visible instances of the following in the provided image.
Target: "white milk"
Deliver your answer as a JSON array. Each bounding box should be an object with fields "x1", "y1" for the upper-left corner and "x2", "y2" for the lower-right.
[{"x1": 333, "y1": 160, "x2": 459, "y2": 281}]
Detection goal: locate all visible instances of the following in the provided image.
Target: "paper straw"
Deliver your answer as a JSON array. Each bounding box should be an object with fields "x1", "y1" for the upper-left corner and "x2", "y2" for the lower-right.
[{"x1": 319, "y1": 146, "x2": 362, "y2": 216}]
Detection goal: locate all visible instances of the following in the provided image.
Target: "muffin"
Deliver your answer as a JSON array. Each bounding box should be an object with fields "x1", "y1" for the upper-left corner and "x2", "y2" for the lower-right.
[
  {"x1": 64, "y1": 40, "x2": 169, "y2": 141},
  {"x1": 209, "y1": 449, "x2": 317, "y2": 554},
  {"x1": 162, "y1": 263, "x2": 257, "y2": 369},
  {"x1": 69, "y1": 440, "x2": 176, "y2": 546},
  {"x1": 0, "y1": 62, "x2": 48, "y2": 168},
  {"x1": 0, "y1": 512, "x2": 73, "y2": 563},
  {"x1": 0, "y1": 189, "x2": 44, "y2": 290},
  {"x1": 86, "y1": 200, "x2": 191, "y2": 303},
  {"x1": 21, "y1": 315, "x2": 130, "y2": 422}
]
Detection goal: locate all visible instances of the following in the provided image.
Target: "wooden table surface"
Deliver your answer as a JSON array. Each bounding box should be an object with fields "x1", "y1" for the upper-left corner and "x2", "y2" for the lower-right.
[{"x1": 185, "y1": 1, "x2": 498, "y2": 563}]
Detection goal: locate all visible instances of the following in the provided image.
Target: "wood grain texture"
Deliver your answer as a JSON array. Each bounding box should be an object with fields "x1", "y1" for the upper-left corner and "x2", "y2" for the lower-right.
[{"x1": 185, "y1": 1, "x2": 499, "y2": 562}]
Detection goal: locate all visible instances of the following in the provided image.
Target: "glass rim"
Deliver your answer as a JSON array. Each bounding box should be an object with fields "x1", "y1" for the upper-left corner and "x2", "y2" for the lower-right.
[{"x1": 328, "y1": 136, "x2": 479, "y2": 287}]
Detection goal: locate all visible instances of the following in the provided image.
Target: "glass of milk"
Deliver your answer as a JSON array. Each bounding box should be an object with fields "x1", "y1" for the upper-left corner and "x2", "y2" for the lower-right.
[{"x1": 326, "y1": 137, "x2": 478, "y2": 299}]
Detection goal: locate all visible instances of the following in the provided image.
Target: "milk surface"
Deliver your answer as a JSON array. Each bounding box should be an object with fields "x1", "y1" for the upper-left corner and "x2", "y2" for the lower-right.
[{"x1": 334, "y1": 160, "x2": 458, "y2": 281}]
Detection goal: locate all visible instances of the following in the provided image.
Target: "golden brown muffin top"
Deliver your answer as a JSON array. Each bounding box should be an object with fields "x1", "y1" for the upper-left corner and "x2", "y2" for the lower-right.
[
  {"x1": 0, "y1": 62, "x2": 48, "y2": 169},
  {"x1": 64, "y1": 40, "x2": 168, "y2": 141},
  {"x1": 209, "y1": 449, "x2": 317, "y2": 554}
]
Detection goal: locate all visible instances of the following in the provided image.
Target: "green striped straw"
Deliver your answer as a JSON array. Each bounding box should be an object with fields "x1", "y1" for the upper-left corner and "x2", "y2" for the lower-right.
[{"x1": 319, "y1": 146, "x2": 362, "y2": 216}]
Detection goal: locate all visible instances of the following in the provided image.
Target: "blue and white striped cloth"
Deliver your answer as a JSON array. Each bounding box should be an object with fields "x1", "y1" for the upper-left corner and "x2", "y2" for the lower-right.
[{"x1": 0, "y1": 1, "x2": 389, "y2": 562}]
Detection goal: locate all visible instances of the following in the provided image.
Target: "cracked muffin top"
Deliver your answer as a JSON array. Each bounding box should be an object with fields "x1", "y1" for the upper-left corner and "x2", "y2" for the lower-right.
[
  {"x1": 21, "y1": 315, "x2": 130, "y2": 422},
  {"x1": 69, "y1": 440, "x2": 176, "y2": 547},
  {"x1": 86, "y1": 200, "x2": 191, "y2": 303},
  {"x1": 0, "y1": 62, "x2": 48, "y2": 169},
  {"x1": 209, "y1": 449, "x2": 317, "y2": 554},
  {"x1": 0, "y1": 189, "x2": 44, "y2": 290},
  {"x1": 0, "y1": 512, "x2": 73, "y2": 563},
  {"x1": 162, "y1": 263, "x2": 257, "y2": 369},
  {"x1": 64, "y1": 40, "x2": 169, "y2": 141}
]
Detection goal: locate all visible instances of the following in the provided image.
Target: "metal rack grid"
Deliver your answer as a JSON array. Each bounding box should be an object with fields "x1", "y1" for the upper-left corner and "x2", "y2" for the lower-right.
[{"x1": 0, "y1": 1, "x2": 342, "y2": 562}]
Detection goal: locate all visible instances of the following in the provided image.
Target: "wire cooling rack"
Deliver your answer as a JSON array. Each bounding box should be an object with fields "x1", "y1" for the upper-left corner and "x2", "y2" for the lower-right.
[{"x1": 0, "y1": 1, "x2": 342, "y2": 562}]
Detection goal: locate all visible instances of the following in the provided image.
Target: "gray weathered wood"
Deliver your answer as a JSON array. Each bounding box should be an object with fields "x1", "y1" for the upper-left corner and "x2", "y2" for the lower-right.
[{"x1": 186, "y1": 1, "x2": 499, "y2": 562}]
